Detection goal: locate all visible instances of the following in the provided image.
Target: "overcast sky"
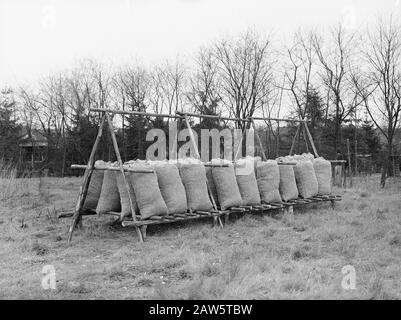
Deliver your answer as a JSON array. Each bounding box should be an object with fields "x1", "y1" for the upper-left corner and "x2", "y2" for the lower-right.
[{"x1": 0, "y1": 0, "x2": 399, "y2": 88}]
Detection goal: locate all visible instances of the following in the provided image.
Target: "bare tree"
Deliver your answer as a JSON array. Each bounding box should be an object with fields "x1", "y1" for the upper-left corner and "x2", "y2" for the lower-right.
[
  {"x1": 313, "y1": 24, "x2": 362, "y2": 155},
  {"x1": 213, "y1": 30, "x2": 273, "y2": 129},
  {"x1": 283, "y1": 30, "x2": 316, "y2": 152},
  {"x1": 35, "y1": 74, "x2": 69, "y2": 175},
  {"x1": 356, "y1": 17, "x2": 401, "y2": 187},
  {"x1": 261, "y1": 77, "x2": 284, "y2": 157},
  {"x1": 150, "y1": 60, "x2": 187, "y2": 115},
  {"x1": 187, "y1": 47, "x2": 222, "y2": 115}
]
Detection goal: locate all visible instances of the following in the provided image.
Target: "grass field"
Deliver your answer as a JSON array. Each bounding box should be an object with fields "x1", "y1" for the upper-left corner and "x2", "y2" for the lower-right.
[{"x1": 0, "y1": 174, "x2": 400, "y2": 299}]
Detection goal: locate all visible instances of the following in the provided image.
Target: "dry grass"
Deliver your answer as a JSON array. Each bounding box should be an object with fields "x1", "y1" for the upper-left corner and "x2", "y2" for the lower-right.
[
  {"x1": 0, "y1": 160, "x2": 33, "y2": 201},
  {"x1": 0, "y1": 173, "x2": 401, "y2": 299}
]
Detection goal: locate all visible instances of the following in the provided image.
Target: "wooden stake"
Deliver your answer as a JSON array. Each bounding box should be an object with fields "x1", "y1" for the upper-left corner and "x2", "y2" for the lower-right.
[{"x1": 68, "y1": 114, "x2": 106, "y2": 243}]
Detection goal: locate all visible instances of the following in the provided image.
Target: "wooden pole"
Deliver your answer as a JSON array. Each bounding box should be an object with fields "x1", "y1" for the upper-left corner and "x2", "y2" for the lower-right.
[
  {"x1": 90, "y1": 108, "x2": 182, "y2": 119},
  {"x1": 70, "y1": 164, "x2": 153, "y2": 173},
  {"x1": 182, "y1": 114, "x2": 220, "y2": 224},
  {"x1": 68, "y1": 114, "x2": 106, "y2": 243},
  {"x1": 105, "y1": 112, "x2": 144, "y2": 242},
  {"x1": 289, "y1": 123, "x2": 301, "y2": 156},
  {"x1": 302, "y1": 125, "x2": 309, "y2": 153},
  {"x1": 250, "y1": 118, "x2": 268, "y2": 161},
  {"x1": 183, "y1": 114, "x2": 200, "y2": 159},
  {"x1": 240, "y1": 116, "x2": 308, "y2": 123},
  {"x1": 91, "y1": 108, "x2": 309, "y2": 123},
  {"x1": 347, "y1": 138, "x2": 352, "y2": 188},
  {"x1": 177, "y1": 111, "x2": 251, "y2": 122},
  {"x1": 233, "y1": 119, "x2": 250, "y2": 160},
  {"x1": 303, "y1": 122, "x2": 319, "y2": 157}
]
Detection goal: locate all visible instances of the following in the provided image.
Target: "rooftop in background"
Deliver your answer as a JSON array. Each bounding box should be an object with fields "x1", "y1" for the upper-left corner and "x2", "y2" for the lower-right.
[{"x1": 18, "y1": 128, "x2": 48, "y2": 148}]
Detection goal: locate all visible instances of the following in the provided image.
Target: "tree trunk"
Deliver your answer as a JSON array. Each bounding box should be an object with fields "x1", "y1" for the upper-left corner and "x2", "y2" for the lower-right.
[{"x1": 381, "y1": 143, "x2": 393, "y2": 188}]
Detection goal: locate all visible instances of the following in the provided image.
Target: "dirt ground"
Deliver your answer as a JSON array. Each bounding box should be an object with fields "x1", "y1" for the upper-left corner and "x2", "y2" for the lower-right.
[{"x1": 0, "y1": 175, "x2": 400, "y2": 299}]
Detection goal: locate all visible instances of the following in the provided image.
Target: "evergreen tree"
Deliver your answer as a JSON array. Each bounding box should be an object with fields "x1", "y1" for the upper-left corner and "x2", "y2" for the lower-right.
[{"x1": 0, "y1": 89, "x2": 20, "y2": 161}]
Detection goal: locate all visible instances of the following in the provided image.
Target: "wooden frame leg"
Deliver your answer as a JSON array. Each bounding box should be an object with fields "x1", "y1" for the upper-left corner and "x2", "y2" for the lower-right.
[
  {"x1": 289, "y1": 123, "x2": 302, "y2": 156},
  {"x1": 303, "y1": 122, "x2": 319, "y2": 157},
  {"x1": 218, "y1": 217, "x2": 224, "y2": 228},
  {"x1": 330, "y1": 200, "x2": 336, "y2": 209},
  {"x1": 105, "y1": 112, "x2": 143, "y2": 242},
  {"x1": 140, "y1": 225, "x2": 147, "y2": 240},
  {"x1": 250, "y1": 118, "x2": 268, "y2": 161},
  {"x1": 134, "y1": 227, "x2": 144, "y2": 243},
  {"x1": 68, "y1": 115, "x2": 106, "y2": 243}
]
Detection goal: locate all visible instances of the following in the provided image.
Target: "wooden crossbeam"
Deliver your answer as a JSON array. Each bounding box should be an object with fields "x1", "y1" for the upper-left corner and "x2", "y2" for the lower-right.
[
  {"x1": 70, "y1": 164, "x2": 154, "y2": 173},
  {"x1": 91, "y1": 108, "x2": 182, "y2": 119}
]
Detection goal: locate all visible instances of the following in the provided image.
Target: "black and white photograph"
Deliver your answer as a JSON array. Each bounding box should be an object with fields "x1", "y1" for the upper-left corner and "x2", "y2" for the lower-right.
[{"x1": 0, "y1": 0, "x2": 401, "y2": 306}]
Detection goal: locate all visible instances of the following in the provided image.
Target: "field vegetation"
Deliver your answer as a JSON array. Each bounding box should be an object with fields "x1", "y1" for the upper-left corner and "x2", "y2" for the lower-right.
[{"x1": 0, "y1": 170, "x2": 400, "y2": 299}]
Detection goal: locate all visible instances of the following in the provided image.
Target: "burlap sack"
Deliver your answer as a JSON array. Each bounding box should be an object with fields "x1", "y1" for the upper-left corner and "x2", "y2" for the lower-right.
[
  {"x1": 205, "y1": 166, "x2": 219, "y2": 206},
  {"x1": 116, "y1": 171, "x2": 138, "y2": 217},
  {"x1": 96, "y1": 170, "x2": 121, "y2": 214},
  {"x1": 235, "y1": 158, "x2": 261, "y2": 206},
  {"x1": 212, "y1": 164, "x2": 243, "y2": 210},
  {"x1": 82, "y1": 160, "x2": 108, "y2": 210},
  {"x1": 152, "y1": 162, "x2": 188, "y2": 215},
  {"x1": 278, "y1": 165, "x2": 299, "y2": 201},
  {"x1": 256, "y1": 160, "x2": 282, "y2": 203},
  {"x1": 293, "y1": 161, "x2": 319, "y2": 198},
  {"x1": 313, "y1": 158, "x2": 332, "y2": 195},
  {"x1": 179, "y1": 163, "x2": 213, "y2": 212},
  {"x1": 83, "y1": 170, "x2": 104, "y2": 210},
  {"x1": 128, "y1": 162, "x2": 168, "y2": 219}
]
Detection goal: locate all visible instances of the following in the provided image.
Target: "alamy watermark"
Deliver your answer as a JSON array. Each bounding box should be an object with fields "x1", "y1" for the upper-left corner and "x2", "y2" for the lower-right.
[
  {"x1": 41, "y1": 265, "x2": 56, "y2": 290},
  {"x1": 341, "y1": 265, "x2": 356, "y2": 290},
  {"x1": 145, "y1": 121, "x2": 255, "y2": 173}
]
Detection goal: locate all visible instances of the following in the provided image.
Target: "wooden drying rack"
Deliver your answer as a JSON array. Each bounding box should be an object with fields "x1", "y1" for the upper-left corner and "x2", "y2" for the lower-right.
[{"x1": 65, "y1": 108, "x2": 342, "y2": 243}]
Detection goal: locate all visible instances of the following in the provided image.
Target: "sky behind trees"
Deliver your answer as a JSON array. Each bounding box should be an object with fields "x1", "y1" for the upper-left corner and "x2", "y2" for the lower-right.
[{"x1": 0, "y1": 0, "x2": 399, "y2": 87}]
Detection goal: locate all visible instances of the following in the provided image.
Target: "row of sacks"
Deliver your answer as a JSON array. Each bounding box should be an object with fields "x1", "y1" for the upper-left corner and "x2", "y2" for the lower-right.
[
  {"x1": 81, "y1": 155, "x2": 332, "y2": 220},
  {"x1": 276, "y1": 153, "x2": 332, "y2": 199}
]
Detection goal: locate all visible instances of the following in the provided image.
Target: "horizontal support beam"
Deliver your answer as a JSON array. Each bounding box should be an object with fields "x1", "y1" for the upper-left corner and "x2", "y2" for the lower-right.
[
  {"x1": 90, "y1": 108, "x2": 182, "y2": 119},
  {"x1": 204, "y1": 163, "x2": 230, "y2": 167},
  {"x1": 250, "y1": 116, "x2": 309, "y2": 123},
  {"x1": 71, "y1": 164, "x2": 154, "y2": 173},
  {"x1": 90, "y1": 108, "x2": 309, "y2": 124},
  {"x1": 176, "y1": 111, "x2": 250, "y2": 122},
  {"x1": 58, "y1": 209, "x2": 97, "y2": 218}
]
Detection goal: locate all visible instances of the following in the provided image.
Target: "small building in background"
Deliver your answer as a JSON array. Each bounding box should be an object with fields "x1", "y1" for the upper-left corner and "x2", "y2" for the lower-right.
[{"x1": 18, "y1": 129, "x2": 48, "y2": 175}]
